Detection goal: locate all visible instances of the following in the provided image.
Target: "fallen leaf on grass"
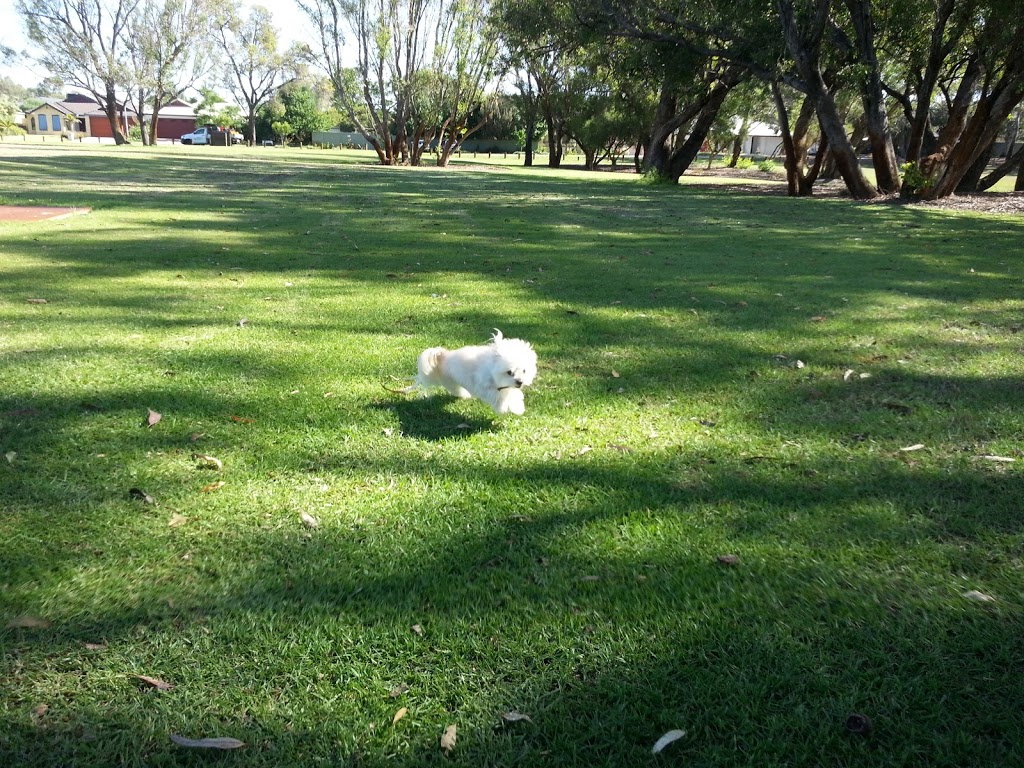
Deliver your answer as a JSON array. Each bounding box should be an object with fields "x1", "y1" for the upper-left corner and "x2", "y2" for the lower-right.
[
  {"x1": 980, "y1": 455, "x2": 1015, "y2": 463},
  {"x1": 7, "y1": 615, "x2": 51, "y2": 629},
  {"x1": 237, "y1": 318, "x2": 248, "y2": 328},
  {"x1": 440, "y1": 724, "x2": 457, "y2": 754},
  {"x1": 843, "y1": 369, "x2": 855, "y2": 381},
  {"x1": 26, "y1": 298, "x2": 48, "y2": 304},
  {"x1": 388, "y1": 683, "x2": 410, "y2": 698},
  {"x1": 652, "y1": 729, "x2": 686, "y2": 753},
  {"x1": 189, "y1": 432, "x2": 204, "y2": 442},
  {"x1": 579, "y1": 575, "x2": 600, "y2": 582},
  {"x1": 168, "y1": 514, "x2": 188, "y2": 527},
  {"x1": 577, "y1": 446, "x2": 592, "y2": 456},
  {"x1": 611, "y1": 370, "x2": 621, "y2": 378},
  {"x1": 501, "y1": 711, "x2": 532, "y2": 724},
  {"x1": 5, "y1": 451, "x2": 16, "y2": 463},
  {"x1": 135, "y1": 674, "x2": 174, "y2": 691},
  {"x1": 145, "y1": 409, "x2": 162, "y2": 427},
  {"x1": 963, "y1": 590, "x2": 995, "y2": 602},
  {"x1": 193, "y1": 454, "x2": 223, "y2": 470},
  {"x1": 607, "y1": 444, "x2": 633, "y2": 453},
  {"x1": 411, "y1": 624, "x2": 424, "y2": 636},
  {"x1": 200, "y1": 481, "x2": 225, "y2": 493},
  {"x1": 899, "y1": 444, "x2": 925, "y2": 452},
  {"x1": 83, "y1": 642, "x2": 107, "y2": 650},
  {"x1": 716, "y1": 554, "x2": 740, "y2": 566},
  {"x1": 300, "y1": 512, "x2": 319, "y2": 528},
  {"x1": 392, "y1": 707, "x2": 408, "y2": 725},
  {"x1": 33, "y1": 704, "x2": 49, "y2": 717},
  {"x1": 230, "y1": 415, "x2": 255, "y2": 424},
  {"x1": 170, "y1": 735, "x2": 246, "y2": 750}
]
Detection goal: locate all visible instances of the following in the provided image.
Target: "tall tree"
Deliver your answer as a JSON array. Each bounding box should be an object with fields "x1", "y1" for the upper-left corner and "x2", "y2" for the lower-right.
[
  {"x1": 124, "y1": 0, "x2": 219, "y2": 145},
  {"x1": 298, "y1": 0, "x2": 431, "y2": 165},
  {"x1": 215, "y1": 3, "x2": 290, "y2": 146},
  {"x1": 18, "y1": 0, "x2": 141, "y2": 144}
]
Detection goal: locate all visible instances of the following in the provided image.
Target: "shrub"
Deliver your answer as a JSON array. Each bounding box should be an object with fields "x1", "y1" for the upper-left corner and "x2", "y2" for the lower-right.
[
  {"x1": 734, "y1": 157, "x2": 754, "y2": 170},
  {"x1": 757, "y1": 158, "x2": 778, "y2": 173}
]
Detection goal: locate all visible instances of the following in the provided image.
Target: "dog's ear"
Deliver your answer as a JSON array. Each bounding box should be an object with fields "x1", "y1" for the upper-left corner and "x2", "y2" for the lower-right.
[{"x1": 490, "y1": 329, "x2": 504, "y2": 344}]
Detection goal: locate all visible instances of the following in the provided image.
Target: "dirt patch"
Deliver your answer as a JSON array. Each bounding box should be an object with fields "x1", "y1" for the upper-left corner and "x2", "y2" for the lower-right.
[{"x1": 0, "y1": 206, "x2": 92, "y2": 222}]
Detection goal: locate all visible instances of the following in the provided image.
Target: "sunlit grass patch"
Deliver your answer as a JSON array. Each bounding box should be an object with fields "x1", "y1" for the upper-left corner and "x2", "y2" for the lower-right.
[{"x1": 1, "y1": 143, "x2": 1023, "y2": 767}]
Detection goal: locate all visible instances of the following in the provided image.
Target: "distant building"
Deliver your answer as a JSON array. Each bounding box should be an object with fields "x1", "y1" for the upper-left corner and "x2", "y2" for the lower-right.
[{"x1": 22, "y1": 93, "x2": 197, "y2": 141}]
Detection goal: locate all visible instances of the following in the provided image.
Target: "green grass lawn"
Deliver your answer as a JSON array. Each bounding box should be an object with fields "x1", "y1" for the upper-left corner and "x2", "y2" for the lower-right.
[{"x1": 1, "y1": 143, "x2": 1022, "y2": 767}]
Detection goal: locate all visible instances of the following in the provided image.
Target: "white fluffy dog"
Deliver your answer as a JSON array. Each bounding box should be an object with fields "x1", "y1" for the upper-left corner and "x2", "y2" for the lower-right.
[{"x1": 415, "y1": 330, "x2": 537, "y2": 415}]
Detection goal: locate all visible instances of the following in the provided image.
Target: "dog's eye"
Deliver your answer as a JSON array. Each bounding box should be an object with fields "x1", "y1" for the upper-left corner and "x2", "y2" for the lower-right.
[{"x1": 506, "y1": 369, "x2": 513, "y2": 376}]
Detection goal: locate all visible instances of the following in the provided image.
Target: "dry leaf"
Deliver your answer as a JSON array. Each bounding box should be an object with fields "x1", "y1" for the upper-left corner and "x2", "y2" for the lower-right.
[
  {"x1": 5, "y1": 451, "x2": 16, "y2": 463},
  {"x1": 963, "y1": 590, "x2": 995, "y2": 602},
  {"x1": 7, "y1": 615, "x2": 51, "y2": 629},
  {"x1": 899, "y1": 444, "x2": 925, "y2": 452},
  {"x1": 189, "y1": 432, "x2": 204, "y2": 442},
  {"x1": 382, "y1": 428, "x2": 394, "y2": 437},
  {"x1": 580, "y1": 575, "x2": 600, "y2": 582},
  {"x1": 843, "y1": 369, "x2": 855, "y2": 381},
  {"x1": 392, "y1": 707, "x2": 408, "y2": 725},
  {"x1": 716, "y1": 554, "x2": 740, "y2": 566},
  {"x1": 134, "y1": 674, "x2": 174, "y2": 691},
  {"x1": 237, "y1": 318, "x2": 248, "y2": 327},
  {"x1": 810, "y1": 315, "x2": 827, "y2": 322},
  {"x1": 300, "y1": 512, "x2": 319, "y2": 528},
  {"x1": 200, "y1": 481, "x2": 225, "y2": 493},
  {"x1": 607, "y1": 444, "x2": 633, "y2": 453},
  {"x1": 388, "y1": 683, "x2": 410, "y2": 698},
  {"x1": 980, "y1": 455, "x2": 1015, "y2": 462},
  {"x1": 83, "y1": 642, "x2": 107, "y2": 650},
  {"x1": 33, "y1": 704, "x2": 49, "y2": 717},
  {"x1": 168, "y1": 514, "x2": 188, "y2": 528},
  {"x1": 794, "y1": 360, "x2": 805, "y2": 369},
  {"x1": 577, "y1": 446, "x2": 592, "y2": 456},
  {"x1": 170, "y1": 735, "x2": 246, "y2": 750},
  {"x1": 652, "y1": 729, "x2": 686, "y2": 754},
  {"x1": 193, "y1": 454, "x2": 223, "y2": 470},
  {"x1": 611, "y1": 370, "x2": 621, "y2": 378},
  {"x1": 230, "y1": 415, "x2": 255, "y2": 424},
  {"x1": 411, "y1": 624, "x2": 424, "y2": 636},
  {"x1": 440, "y1": 724, "x2": 457, "y2": 754},
  {"x1": 146, "y1": 409, "x2": 162, "y2": 427},
  {"x1": 26, "y1": 298, "x2": 48, "y2": 304},
  {"x1": 501, "y1": 711, "x2": 532, "y2": 723}
]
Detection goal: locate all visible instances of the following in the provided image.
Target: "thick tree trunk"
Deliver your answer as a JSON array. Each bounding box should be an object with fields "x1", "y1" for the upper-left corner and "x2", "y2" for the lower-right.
[
  {"x1": 776, "y1": 0, "x2": 878, "y2": 199},
  {"x1": 844, "y1": 0, "x2": 900, "y2": 193},
  {"x1": 925, "y1": 70, "x2": 1024, "y2": 199},
  {"x1": 1017, "y1": 154, "x2": 1024, "y2": 190},
  {"x1": 664, "y1": 75, "x2": 741, "y2": 182},
  {"x1": 906, "y1": 0, "x2": 957, "y2": 163},
  {"x1": 104, "y1": 83, "x2": 129, "y2": 145}
]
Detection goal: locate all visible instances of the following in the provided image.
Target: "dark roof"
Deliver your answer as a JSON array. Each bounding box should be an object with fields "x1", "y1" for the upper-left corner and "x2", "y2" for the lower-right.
[{"x1": 26, "y1": 97, "x2": 102, "y2": 116}]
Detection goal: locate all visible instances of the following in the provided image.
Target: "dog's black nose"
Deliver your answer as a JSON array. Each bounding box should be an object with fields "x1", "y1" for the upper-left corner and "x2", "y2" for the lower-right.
[{"x1": 514, "y1": 378, "x2": 523, "y2": 387}]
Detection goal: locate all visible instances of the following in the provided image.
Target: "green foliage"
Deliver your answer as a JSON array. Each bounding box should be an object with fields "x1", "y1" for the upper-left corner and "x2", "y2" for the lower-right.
[
  {"x1": 900, "y1": 161, "x2": 929, "y2": 195},
  {"x1": 757, "y1": 158, "x2": 778, "y2": 173},
  {"x1": 734, "y1": 156, "x2": 754, "y2": 169}
]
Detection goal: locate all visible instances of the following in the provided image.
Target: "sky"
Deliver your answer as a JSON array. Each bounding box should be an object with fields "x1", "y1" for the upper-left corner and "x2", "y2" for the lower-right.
[{"x1": 0, "y1": 0, "x2": 315, "y2": 90}]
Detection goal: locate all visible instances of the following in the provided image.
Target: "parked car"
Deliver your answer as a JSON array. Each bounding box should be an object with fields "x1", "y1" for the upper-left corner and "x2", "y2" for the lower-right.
[{"x1": 180, "y1": 126, "x2": 244, "y2": 145}]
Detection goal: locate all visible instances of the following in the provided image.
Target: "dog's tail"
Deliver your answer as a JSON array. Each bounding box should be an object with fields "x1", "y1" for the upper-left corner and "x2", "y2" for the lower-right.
[
  {"x1": 416, "y1": 347, "x2": 447, "y2": 383},
  {"x1": 490, "y1": 329, "x2": 504, "y2": 344}
]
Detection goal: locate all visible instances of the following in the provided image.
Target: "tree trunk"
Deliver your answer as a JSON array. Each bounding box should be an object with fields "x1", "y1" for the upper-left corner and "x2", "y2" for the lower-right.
[
  {"x1": 105, "y1": 83, "x2": 129, "y2": 145},
  {"x1": 728, "y1": 116, "x2": 751, "y2": 167},
  {"x1": 664, "y1": 77, "x2": 738, "y2": 182},
  {"x1": 979, "y1": 143, "x2": 1024, "y2": 190},
  {"x1": 844, "y1": 0, "x2": 900, "y2": 193},
  {"x1": 1017, "y1": 153, "x2": 1024, "y2": 191},
  {"x1": 776, "y1": 0, "x2": 878, "y2": 199}
]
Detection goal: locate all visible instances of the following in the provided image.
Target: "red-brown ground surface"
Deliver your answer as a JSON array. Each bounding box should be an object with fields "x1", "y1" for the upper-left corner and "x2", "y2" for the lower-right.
[{"x1": 0, "y1": 206, "x2": 91, "y2": 222}]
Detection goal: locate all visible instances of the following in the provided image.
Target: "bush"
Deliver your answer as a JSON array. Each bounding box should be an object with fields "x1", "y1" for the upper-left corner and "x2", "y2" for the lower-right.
[
  {"x1": 757, "y1": 158, "x2": 778, "y2": 173},
  {"x1": 734, "y1": 157, "x2": 754, "y2": 170}
]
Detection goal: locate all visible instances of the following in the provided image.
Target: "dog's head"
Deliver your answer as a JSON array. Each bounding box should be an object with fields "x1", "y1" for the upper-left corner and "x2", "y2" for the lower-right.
[{"x1": 489, "y1": 329, "x2": 537, "y2": 390}]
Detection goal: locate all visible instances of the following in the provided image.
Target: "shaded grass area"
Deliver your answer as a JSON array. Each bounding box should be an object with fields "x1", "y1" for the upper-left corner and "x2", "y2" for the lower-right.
[{"x1": 1, "y1": 143, "x2": 1023, "y2": 767}]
